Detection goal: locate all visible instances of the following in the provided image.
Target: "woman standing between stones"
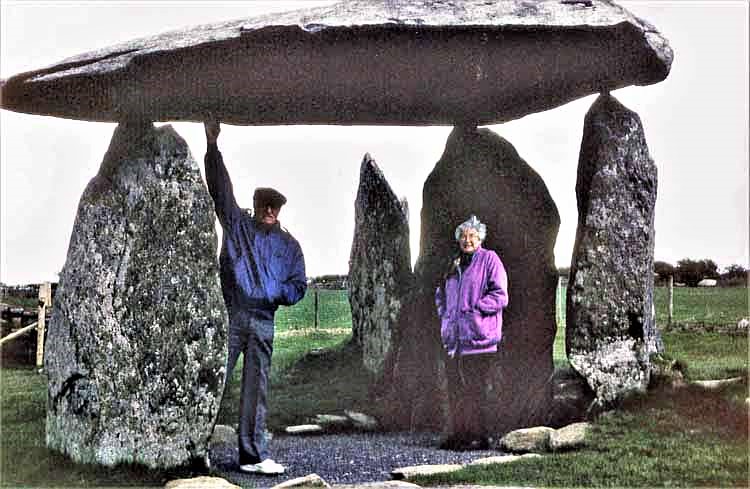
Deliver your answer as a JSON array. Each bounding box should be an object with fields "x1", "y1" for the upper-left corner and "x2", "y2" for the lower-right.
[{"x1": 435, "y1": 215, "x2": 509, "y2": 450}]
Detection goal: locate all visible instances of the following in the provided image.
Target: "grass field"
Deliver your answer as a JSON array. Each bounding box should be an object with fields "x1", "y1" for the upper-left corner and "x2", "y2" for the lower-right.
[
  {"x1": 654, "y1": 285, "x2": 749, "y2": 328},
  {"x1": 1, "y1": 285, "x2": 748, "y2": 487}
]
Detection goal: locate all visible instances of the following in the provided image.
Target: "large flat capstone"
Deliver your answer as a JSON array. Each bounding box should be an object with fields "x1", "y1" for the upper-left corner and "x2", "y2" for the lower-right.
[
  {"x1": 45, "y1": 120, "x2": 228, "y2": 468},
  {"x1": 0, "y1": 0, "x2": 671, "y2": 125}
]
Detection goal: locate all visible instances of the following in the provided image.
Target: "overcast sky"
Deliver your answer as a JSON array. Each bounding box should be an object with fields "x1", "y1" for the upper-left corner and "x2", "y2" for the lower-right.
[{"x1": 1, "y1": 0, "x2": 748, "y2": 285}]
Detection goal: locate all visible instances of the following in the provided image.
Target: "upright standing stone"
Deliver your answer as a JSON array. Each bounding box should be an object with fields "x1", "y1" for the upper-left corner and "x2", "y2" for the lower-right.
[
  {"x1": 349, "y1": 153, "x2": 413, "y2": 375},
  {"x1": 566, "y1": 93, "x2": 661, "y2": 409},
  {"x1": 380, "y1": 126, "x2": 560, "y2": 436},
  {"x1": 45, "y1": 120, "x2": 228, "y2": 468}
]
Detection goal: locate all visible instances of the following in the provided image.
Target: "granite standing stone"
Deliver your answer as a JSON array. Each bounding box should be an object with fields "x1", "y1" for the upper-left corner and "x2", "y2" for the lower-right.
[
  {"x1": 45, "y1": 120, "x2": 228, "y2": 468},
  {"x1": 380, "y1": 126, "x2": 560, "y2": 436},
  {"x1": 349, "y1": 153, "x2": 413, "y2": 376},
  {"x1": 566, "y1": 93, "x2": 661, "y2": 409}
]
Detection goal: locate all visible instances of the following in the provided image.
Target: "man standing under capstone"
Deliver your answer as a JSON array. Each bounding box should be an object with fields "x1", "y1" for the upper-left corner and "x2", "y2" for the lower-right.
[{"x1": 203, "y1": 121, "x2": 307, "y2": 475}]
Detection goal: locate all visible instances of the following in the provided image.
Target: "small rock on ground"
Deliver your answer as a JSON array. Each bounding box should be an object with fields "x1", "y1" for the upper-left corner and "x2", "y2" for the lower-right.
[
  {"x1": 499, "y1": 427, "x2": 555, "y2": 453},
  {"x1": 391, "y1": 464, "x2": 463, "y2": 479},
  {"x1": 690, "y1": 377, "x2": 744, "y2": 389},
  {"x1": 469, "y1": 454, "x2": 542, "y2": 465},
  {"x1": 549, "y1": 422, "x2": 591, "y2": 451},
  {"x1": 165, "y1": 476, "x2": 240, "y2": 488},
  {"x1": 286, "y1": 425, "x2": 325, "y2": 435},
  {"x1": 271, "y1": 473, "x2": 330, "y2": 488}
]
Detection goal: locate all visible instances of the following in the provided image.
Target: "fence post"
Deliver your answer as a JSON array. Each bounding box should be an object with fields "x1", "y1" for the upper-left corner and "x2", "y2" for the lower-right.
[
  {"x1": 314, "y1": 286, "x2": 320, "y2": 329},
  {"x1": 557, "y1": 275, "x2": 566, "y2": 327},
  {"x1": 667, "y1": 275, "x2": 674, "y2": 326},
  {"x1": 36, "y1": 282, "x2": 51, "y2": 368}
]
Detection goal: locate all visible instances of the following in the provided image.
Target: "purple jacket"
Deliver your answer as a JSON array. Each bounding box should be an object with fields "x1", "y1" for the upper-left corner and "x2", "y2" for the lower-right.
[{"x1": 435, "y1": 247, "x2": 509, "y2": 357}]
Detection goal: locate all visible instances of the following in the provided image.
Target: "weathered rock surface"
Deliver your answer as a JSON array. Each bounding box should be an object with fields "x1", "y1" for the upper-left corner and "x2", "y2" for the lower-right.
[
  {"x1": 272, "y1": 474, "x2": 331, "y2": 489},
  {"x1": 549, "y1": 422, "x2": 591, "y2": 451},
  {"x1": 380, "y1": 126, "x2": 559, "y2": 436},
  {"x1": 314, "y1": 414, "x2": 352, "y2": 431},
  {"x1": 165, "y1": 477, "x2": 240, "y2": 489},
  {"x1": 285, "y1": 424, "x2": 325, "y2": 435},
  {"x1": 499, "y1": 427, "x2": 555, "y2": 453},
  {"x1": 209, "y1": 424, "x2": 237, "y2": 448},
  {"x1": 349, "y1": 153, "x2": 412, "y2": 375},
  {"x1": 344, "y1": 410, "x2": 380, "y2": 431},
  {"x1": 45, "y1": 120, "x2": 228, "y2": 468},
  {"x1": 566, "y1": 93, "x2": 660, "y2": 409},
  {"x1": 391, "y1": 464, "x2": 464, "y2": 480},
  {"x1": 0, "y1": 1, "x2": 671, "y2": 125},
  {"x1": 469, "y1": 454, "x2": 542, "y2": 466}
]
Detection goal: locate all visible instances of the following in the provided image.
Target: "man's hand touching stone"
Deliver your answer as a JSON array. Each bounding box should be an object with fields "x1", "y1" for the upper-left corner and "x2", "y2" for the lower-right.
[{"x1": 204, "y1": 120, "x2": 221, "y2": 145}]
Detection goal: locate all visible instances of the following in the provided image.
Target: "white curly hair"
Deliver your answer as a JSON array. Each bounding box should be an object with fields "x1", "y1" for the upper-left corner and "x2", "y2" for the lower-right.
[{"x1": 454, "y1": 215, "x2": 487, "y2": 242}]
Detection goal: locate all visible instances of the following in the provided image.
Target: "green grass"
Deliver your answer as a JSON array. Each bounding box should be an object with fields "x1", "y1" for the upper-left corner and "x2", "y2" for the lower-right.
[
  {"x1": 2, "y1": 286, "x2": 749, "y2": 488},
  {"x1": 654, "y1": 285, "x2": 748, "y2": 328},
  {"x1": 0, "y1": 367, "x2": 196, "y2": 487},
  {"x1": 274, "y1": 288, "x2": 352, "y2": 330},
  {"x1": 216, "y1": 328, "x2": 362, "y2": 431},
  {"x1": 410, "y1": 285, "x2": 750, "y2": 488},
  {"x1": 218, "y1": 289, "x2": 363, "y2": 429},
  {"x1": 413, "y1": 384, "x2": 749, "y2": 487},
  {"x1": 0, "y1": 296, "x2": 39, "y2": 309},
  {"x1": 0, "y1": 294, "x2": 358, "y2": 488},
  {"x1": 662, "y1": 331, "x2": 748, "y2": 381}
]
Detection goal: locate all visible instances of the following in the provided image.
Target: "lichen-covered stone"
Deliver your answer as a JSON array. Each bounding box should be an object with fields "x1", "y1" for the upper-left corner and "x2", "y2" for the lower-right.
[
  {"x1": 45, "y1": 120, "x2": 227, "y2": 468},
  {"x1": 499, "y1": 427, "x2": 555, "y2": 453},
  {"x1": 380, "y1": 126, "x2": 560, "y2": 435},
  {"x1": 566, "y1": 93, "x2": 661, "y2": 409},
  {"x1": 349, "y1": 153, "x2": 412, "y2": 375},
  {"x1": 549, "y1": 422, "x2": 591, "y2": 451},
  {"x1": 0, "y1": 1, "x2": 672, "y2": 125}
]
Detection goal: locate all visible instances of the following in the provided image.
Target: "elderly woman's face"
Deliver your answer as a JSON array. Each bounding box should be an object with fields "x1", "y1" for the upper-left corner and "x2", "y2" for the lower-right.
[{"x1": 458, "y1": 228, "x2": 481, "y2": 254}]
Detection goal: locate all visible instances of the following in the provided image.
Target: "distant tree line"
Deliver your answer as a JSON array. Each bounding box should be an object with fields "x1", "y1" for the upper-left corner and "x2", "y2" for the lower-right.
[
  {"x1": 1, "y1": 283, "x2": 54, "y2": 299},
  {"x1": 557, "y1": 260, "x2": 747, "y2": 287},
  {"x1": 0, "y1": 282, "x2": 59, "y2": 306},
  {"x1": 308, "y1": 274, "x2": 348, "y2": 289},
  {"x1": 654, "y1": 259, "x2": 747, "y2": 287}
]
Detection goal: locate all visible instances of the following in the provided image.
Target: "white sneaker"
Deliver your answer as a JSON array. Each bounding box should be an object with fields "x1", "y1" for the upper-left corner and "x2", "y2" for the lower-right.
[{"x1": 239, "y1": 458, "x2": 285, "y2": 475}]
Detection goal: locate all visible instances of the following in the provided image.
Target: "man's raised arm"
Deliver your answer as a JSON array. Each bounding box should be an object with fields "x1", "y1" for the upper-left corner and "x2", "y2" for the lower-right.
[{"x1": 203, "y1": 120, "x2": 241, "y2": 229}]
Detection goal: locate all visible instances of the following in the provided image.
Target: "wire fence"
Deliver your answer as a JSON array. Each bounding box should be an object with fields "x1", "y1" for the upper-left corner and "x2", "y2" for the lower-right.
[
  {"x1": 274, "y1": 287, "x2": 352, "y2": 332},
  {"x1": 554, "y1": 279, "x2": 748, "y2": 330}
]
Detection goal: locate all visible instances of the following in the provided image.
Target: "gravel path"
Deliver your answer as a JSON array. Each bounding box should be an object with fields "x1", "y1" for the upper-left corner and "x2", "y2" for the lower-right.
[{"x1": 212, "y1": 432, "x2": 505, "y2": 488}]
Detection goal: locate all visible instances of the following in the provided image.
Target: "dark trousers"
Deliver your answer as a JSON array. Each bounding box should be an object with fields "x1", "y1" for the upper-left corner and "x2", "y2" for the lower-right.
[
  {"x1": 445, "y1": 353, "x2": 492, "y2": 440},
  {"x1": 224, "y1": 311, "x2": 275, "y2": 464}
]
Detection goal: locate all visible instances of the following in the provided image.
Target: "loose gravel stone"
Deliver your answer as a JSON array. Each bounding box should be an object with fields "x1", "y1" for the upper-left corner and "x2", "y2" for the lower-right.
[{"x1": 212, "y1": 432, "x2": 505, "y2": 488}]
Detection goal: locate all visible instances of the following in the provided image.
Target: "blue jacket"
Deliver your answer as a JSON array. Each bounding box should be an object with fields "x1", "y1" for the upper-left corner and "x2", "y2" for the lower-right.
[{"x1": 204, "y1": 144, "x2": 307, "y2": 320}]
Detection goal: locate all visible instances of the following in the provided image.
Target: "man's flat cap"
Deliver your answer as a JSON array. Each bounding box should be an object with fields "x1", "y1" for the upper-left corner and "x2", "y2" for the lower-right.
[{"x1": 253, "y1": 187, "x2": 287, "y2": 208}]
